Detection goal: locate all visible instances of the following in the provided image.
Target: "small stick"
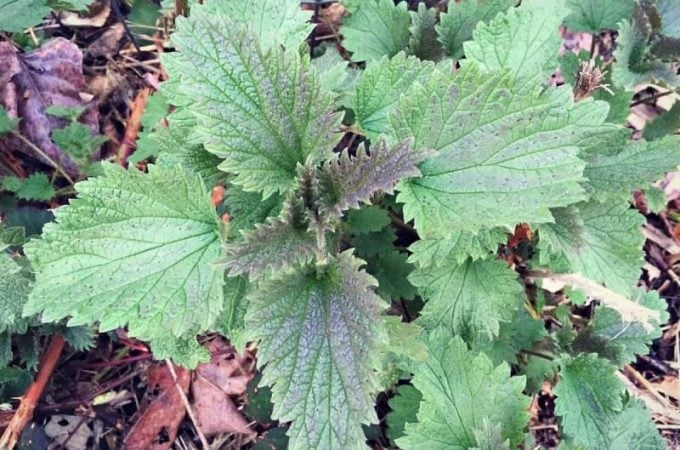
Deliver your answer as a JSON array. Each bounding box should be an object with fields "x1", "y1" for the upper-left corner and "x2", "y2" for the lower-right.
[
  {"x1": 164, "y1": 360, "x2": 210, "y2": 450},
  {"x1": 12, "y1": 132, "x2": 75, "y2": 185},
  {"x1": 117, "y1": 87, "x2": 150, "y2": 165},
  {"x1": 0, "y1": 335, "x2": 65, "y2": 449}
]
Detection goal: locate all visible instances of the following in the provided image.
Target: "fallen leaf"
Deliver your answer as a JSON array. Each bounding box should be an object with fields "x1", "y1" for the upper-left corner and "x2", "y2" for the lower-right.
[
  {"x1": 44, "y1": 414, "x2": 93, "y2": 450},
  {"x1": 0, "y1": 38, "x2": 99, "y2": 177},
  {"x1": 59, "y1": 0, "x2": 110, "y2": 27},
  {"x1": 122, "y1": 364, "x2": 189, "y2": 450},
  {"x1": 191, "y1": 338, "x2": 255, "y2": 438}
]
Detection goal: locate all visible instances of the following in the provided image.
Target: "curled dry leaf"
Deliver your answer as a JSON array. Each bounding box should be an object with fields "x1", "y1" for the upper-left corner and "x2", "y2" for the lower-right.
[
  {"x1": 122, "y1": 364, "x2": 190, "y2": 450},
  {"x1": 191, "y1": 338, "x2": 255, "y2": 438},
  {"x1": 0, "y1": 38, "x2": 98, "y2": 177}
]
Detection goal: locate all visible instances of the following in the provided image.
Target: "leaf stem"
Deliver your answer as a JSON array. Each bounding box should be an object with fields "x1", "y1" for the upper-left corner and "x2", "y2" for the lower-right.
[{"x1": 519, "y1": 349, "x2": 554, "y2": 361}]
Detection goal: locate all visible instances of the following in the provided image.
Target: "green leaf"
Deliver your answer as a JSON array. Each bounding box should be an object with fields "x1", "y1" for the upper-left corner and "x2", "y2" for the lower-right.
[
  {"x1": 150, "y1": 125, "x2": 226, "y2": 186},
  {"x1": 657, "y1": 0, "x2": 680, "y2": 38},
  {"x1": 0, "y1": 0, "x2": 50, "y2": 32},
  {"x1": 472, "y1": 308, "x2": 547, "y2": 366},
  {"x1": 383, "y1": 316, "x2": 428, "y2": 363},
  {"x1": 554, "y1": 353, "x2": 625, "y2": 449},
  {"x1": 472, "y1": 420, "x2": 510, "y2": 450},
  {"x1": 312, "y1": 46, "x2": 356, "y2": 101},
  {"x1": 317, "y1": 138, "x2": 426, "y2": 217},
  {"x1": 564, "y1": 0, "x2": 636, "y2": 33},
  {"x1": 0, "y1": 253, "x2": 32, "y2": 334},
  {"x1": 408, "y1": 4, "x2": 443, "y2": 61},
  {"x1": 397, "y1": 331, "x2": 530, "y2": 449},
  {"x1": 409, "y1": 257, "x2": 524, "y2": 342},
  {"x1": 224, "y1": 184, "x2": 282, "y2": 238},
  {"x1": 199, "y1": 0, "x2": 313, "y2": 51},
  {"x1": 612, "y1": 19, "x2": 679, "y2": 89},
  {"x1": 51, "y1": 122, "x2": 107, "y2": 165},
  {"x1": 366, "y1": 250, "x2": 416, "y2": 301},
  {"x1": 537, "y1": 201, "x2": 645, "y2": 296},
  {"x1": 0, "y1": 106, "x2": 19, "y2": 135},
  {"x1": 408, "y1": 228, "x2": 507, "y2": 268},
  {"x1": 585, "y1": 136, "x2": 680, "y2": 201},
  {"x1": 45, "y1": 105, "x2": 87, "y2": 121},
  {"x1": 163, "y1": 10, "x2": 342, "y2": 198},
  {"x1": 352, "y1": 226, "x2": 397, "y2": 258},
  {"x1": 390, "y1": 66, "x2": 610, "y2": 237},
  {"x1": 644, "y1": 101, "x2": 680, "y2": 141},
  {"x1": 462, "y1": 0, "x2": 569, "y2": 79},
  {"x1": 1, "y1": 176, "x2": 22, "y2": 193},
  {"x1": 436, "y1": 0, "x2": 514, "y2": 59},
  {"x1": 221, "y1": 215, "x2": 318, "y2": 280},
  {"x1": 246, "y1": 252, "x2": 386, "y2": 450},
  {"x1": 346, "y1": 205, "x2": 390, "y2": 234},
  {"x1": 645, "y1": 185, "x2": 667, "y2": 213},
  {"x1": 573, "y1": 290, "x2": 668, "y2": 365},
  {"x1": 341, "y1": 0, "x2": 411, "y2": 62},
  {"x1": 386, "y1": 384, "x2": 422, "y2": 444},
  {"x1": 217, "y1": 275, "x2": 249, "y2": 351},
  {"x1": 350, "y1": 53, "x2": 432, "y2": 138},
  {"x1": 24, "y1": 164, "x2": 224, "y2": 367},
  {"x1": 606, "y1": 398, "x2": 666, "y2": 449},
  {"x1": 15, "y1": 173, "x2": 55, "y2": 201}
]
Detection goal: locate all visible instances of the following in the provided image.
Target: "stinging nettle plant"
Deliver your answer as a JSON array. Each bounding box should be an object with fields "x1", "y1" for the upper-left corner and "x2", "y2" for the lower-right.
[{"x1": 7, "y1": 0, "x2": 680, "y2": 448}]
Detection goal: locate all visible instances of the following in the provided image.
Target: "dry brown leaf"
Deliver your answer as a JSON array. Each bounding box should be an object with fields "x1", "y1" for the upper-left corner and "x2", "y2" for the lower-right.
[
  {"x1": 60, "y1": 0, "x2": 111, "y2": 27},
  {"x1": 0, "y1": 38, "x2": 98, "y2": 177},
  {"x1": 122, "y1": 364, "x2": 190, "y2": 450},
  {"x1": 191, "y1": 338, "x2": 254, "y2": 438}
]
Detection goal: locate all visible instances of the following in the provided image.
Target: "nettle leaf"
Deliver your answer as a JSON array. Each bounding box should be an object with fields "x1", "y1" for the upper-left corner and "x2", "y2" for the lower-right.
[
  {"x1": 472, "y1": 420, "x2": 510, "y2": 450},
  {"x1": 537, "y1": 200, "x2": 645, "y2": 296},
  {"x1": 409, "y1": 4, "x2": 443, "y2": 61},
  {"x1": 462, "y1": 0, "x2": 569, "y2": 79},
  {"x1": 0, "y1": 0, "x2": 50, "y2": 33},
  {"x1": 554, "y1": 353, "x2": 625, "y2": 449},
  {"x1": 346, "y1": 205, "x2": 390, "y2": 234},
  {"x1": 217, "y1": 275, "x2": 249, "y2": 351},
  {"x1": 0, "y1": 106, "x2": 19, "y2": 135},
  {"x1": 163, "y1": 8, "x2": 341, "y2": 198},
  {"x1": 350, "y1": 53, "x2": 432, "y2": 138},
  {"x1": 436, "y1": 0, "x2": 514, "y2": 59},
  {"x1": 386, "y1": 384, "x2": 422, "y2": 444},
  {"x1": 224, "y1": 184, "x2": 282, "y2": 239},
  {"x1": 657, "y1": 0, "x2": 680, "y2": 38},
  {"x1": 246, "y1": 252, "x2": 386, "y2": 450},
  {"x1": 409, "y1": 257, "x2": 524, "y2": 342},
  {"x1": 317, "y1": 138, "x2": 426, "y2": 217},
  {"x1": 612, "y1": 19, "x2": 679, "y2": 89},
  {"x1": 573, "y1": 290, "x2": 668, "y2": 365},
  {"x1": 14, "y1": 173, "x2": 56, "y2": 201},
  {"x1": 24, "y1": 164, "x2": 224, "y2": 365},
  {"x1": 200, "y1": 0, "x2": 313, "y2": 51},
  {"x1": 341, "y1": 0, "x2": 411, "y2": 62},
  {"x1": 606, "y1": 398, "x2": 666, "y2": 449},
  {"x1": 585, "y1": 136, "x2": 680, "y2": 201},
  {"x1": 221, "y1": 215, "x2": 317, "y2": 280},
  {"x1": 312, "y1": 46, "x2": 356, "y2": 101},
  {"x1": 643, "y1": 101, "x2": 680, "y2": 141},
  {"x1": 408, "y1": 228, "x2": 507, "y2": 268},
  {"x1": 397, "y1": 331, "x2": 530, "y2": 449},
  {"x1": 390, "y1": 66, "x2": 611, "y2": 238},
  {"x1": 0, "y1": 253, "x2": 32, "y2": 334},
  {"x1": 366, "y1": 250, "x2": 416, "y2": 301},
  {"x1": 563, "y1": 0, "x2": 636, "y2": 33}
]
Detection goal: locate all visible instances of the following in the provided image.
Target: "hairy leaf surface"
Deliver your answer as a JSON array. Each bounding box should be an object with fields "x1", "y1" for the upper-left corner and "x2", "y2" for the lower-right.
[
  {"x1": 436, "y1": 0, "x2": 514, "y2": 59},
  {"x1": 555, "y1": 353, "x2": 624, "y2": 449},
  {"x1": 409, "y1": 4, "x2": 443, "y2": 61},
  {"x1": 246, "y1": 252, "x2": 386, "y2": 450},
  {"x1": 163, "y1": 10, "x2": 341, "y2": 197},
  {"x1": 350, "y1": 53, "x2": 432, "y2": 138},
  {"x1": 201, "y1": 0, "x2": 313, "y2": 51},
  {"x1": 0, "y1": 0, "x2": 50, "y2": 32},
  {"x1": 390, "y1": 66, "x2": 610, "y2": 237},
  {"x1": 318, "y1": 139, "x2": 426, "y2": 217},
  {"x1": 585, "y1": 136, "x2": 680, "y2": 201},
  {"x1": 564, "y1": 0, "x2": 636, "y2": 33},
  {"x1": 397, "y1": 331, "x2": 529, "y2": 449},
  {"x1": 408, "y1": 228, "x2": 507, "y2": 268},
  {"x1": 0, "y1": 253, "x2": 31, "y2": 334},
  {"x1": 24, "y1": 164, "x2": 223, "y2": 364},
  {"x1": 341, "y1": 0, "x2": 411, "y2": 62},
  {"x1": 462, "y1": 0, "x2": 569, "y2": 79},
  {"x1": 409, "y1": 257, "x2": 524, "y2": 341},
  {"x1": 537, "y1": 201, "x2": 645, "y2": 295}
]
